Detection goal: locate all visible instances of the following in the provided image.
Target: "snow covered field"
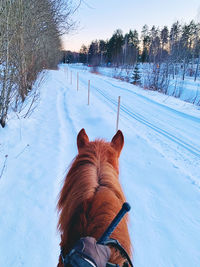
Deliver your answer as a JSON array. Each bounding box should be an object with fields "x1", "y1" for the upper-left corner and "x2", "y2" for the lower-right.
[
  {"x1": 0, "y1": 64, "x2": 200, "y2": 267},
  {"x1": 70, "y1": 64, "x2": 200, "y2": 106}
]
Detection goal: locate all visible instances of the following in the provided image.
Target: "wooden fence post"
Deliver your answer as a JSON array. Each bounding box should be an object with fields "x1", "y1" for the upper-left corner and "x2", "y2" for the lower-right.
[
  {"x1": 77, "y1": 72, "x2": 79, "y2": 91},
  {"x1": 116, "y1": 96, "x2": 121, "y2": 132},
  {"x1": 88, "y1": 80, "x2": 90, "y2": 105}
]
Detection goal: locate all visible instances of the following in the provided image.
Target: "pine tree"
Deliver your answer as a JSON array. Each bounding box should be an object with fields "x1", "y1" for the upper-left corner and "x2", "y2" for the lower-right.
[
  {"x1": 132, "y1": 63, "x2": 141, "y2": 85},
  {"x1": 141, "y1": 25, "x2": 150, "y2": 62}
]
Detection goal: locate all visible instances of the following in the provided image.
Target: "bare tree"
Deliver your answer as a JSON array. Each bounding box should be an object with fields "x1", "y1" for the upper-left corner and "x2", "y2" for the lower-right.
[{"x1": 0, "y1": 0, "x2": 78, "y2": 127}]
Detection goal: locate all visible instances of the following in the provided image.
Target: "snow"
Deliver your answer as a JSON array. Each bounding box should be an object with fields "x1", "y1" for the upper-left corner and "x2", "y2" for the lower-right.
[
  {"x1": 70, "y1": 64, "x2": 200, "y2": 106},
  {"x1": 0, "y1": 64, "x2": 200, "y2": 267}
]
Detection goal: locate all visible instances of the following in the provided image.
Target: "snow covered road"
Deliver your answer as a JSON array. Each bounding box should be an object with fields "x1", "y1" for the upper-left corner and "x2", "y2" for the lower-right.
[{"x1": 0, "y1": 65, "x2": 200, "y2": 267}]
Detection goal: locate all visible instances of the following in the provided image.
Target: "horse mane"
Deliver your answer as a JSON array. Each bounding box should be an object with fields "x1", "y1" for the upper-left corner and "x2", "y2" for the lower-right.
[{"x1": 57, "y1": 133, "x2": 131, "y2": 266}]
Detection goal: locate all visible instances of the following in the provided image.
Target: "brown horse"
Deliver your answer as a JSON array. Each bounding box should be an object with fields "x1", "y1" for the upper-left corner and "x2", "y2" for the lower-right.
[{"x1": 57, "y1": 129, "x2": 131, "y2": 266}]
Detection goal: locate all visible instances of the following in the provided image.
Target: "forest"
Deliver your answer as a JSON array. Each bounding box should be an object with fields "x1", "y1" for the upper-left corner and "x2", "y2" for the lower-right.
[{"x1": 64, "y1": 21, "x2": 200, "y2": 91}]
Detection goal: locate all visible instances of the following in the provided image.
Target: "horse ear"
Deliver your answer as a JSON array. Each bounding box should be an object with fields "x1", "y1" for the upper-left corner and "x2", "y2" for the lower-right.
[
  {"x1": 111, "y1": 130, "x2": 124, "y2": 156},
  {"x1": 77, "y1": 128, "x2": 89, "y2": 151}
]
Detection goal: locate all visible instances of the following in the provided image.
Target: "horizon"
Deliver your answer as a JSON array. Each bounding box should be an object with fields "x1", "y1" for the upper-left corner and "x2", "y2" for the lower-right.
[{"x1": 61, "y1": 0, "x2": 200, "y2": 52}]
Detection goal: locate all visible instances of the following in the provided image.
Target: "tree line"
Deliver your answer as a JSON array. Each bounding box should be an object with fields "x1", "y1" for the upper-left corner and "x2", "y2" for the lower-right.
[
  {"x1": 62, "y1": 20, "x2": 200, "y2": 97},
  {"x1": 79, "y1": 21, "x2": 200, "y2": 69},
  {"x1": 0, "y1": 0, "x2": 76, "y2": 127}
]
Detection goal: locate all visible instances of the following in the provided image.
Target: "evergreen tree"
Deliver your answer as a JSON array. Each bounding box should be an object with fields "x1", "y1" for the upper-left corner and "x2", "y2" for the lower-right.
[
  {"x1": 132, "y1": 63, "x2": 141, "y2": 85},
  {"x1": 123, "y1": 29, "x2": 139, "y2": 65},
  {"x1": 107, "y1": 29, "x2": 124, "y2": 65},
  {"x1": 141, "y1": 25, "x2": 150, "y2": 62},
  {"x1": 170, "y1": 21, "x2": 181, "y2": 60},
  {"x1": 149, "y1": 26, "x2": 161, "y2": 63},
  {"x1": 79, "y1": 45, "x2": 88, "y2": 64},
  {"x1": 160, "y1": 26, "x2": 169, "y2": 61},
  {"x1": 88, "y1": 40, "x2": 99, "y2": 65},
  {"x1": 99, "y1": 40, "x2": 107, "y2": 65}
]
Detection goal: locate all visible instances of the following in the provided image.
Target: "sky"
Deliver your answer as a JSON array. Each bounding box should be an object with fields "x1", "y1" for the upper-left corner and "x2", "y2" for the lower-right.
[{"x1": 61, "y1": 0, "x2": 200, "y2": 52}]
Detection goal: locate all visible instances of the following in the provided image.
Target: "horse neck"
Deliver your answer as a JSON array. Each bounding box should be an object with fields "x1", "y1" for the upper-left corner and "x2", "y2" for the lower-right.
[{"x1": 57, "y1": 146, "x2": 127, "y2": 254}]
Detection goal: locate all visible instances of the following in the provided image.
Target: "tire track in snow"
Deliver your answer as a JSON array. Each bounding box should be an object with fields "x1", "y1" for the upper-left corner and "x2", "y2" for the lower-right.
[
  {"x1": 96, "y1": 86, "x2": 200, "y2": 158},
  {"x1": 96, "y1": 77, "x2": 200, "y2": 123}
]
